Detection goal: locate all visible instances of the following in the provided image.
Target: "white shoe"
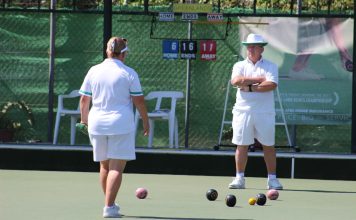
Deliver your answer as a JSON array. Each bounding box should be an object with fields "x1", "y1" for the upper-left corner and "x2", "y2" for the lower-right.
[
  {"x1": 103, "y1": 204, "x2": 121, "y2": 218},
  {"x1": 267, "y1": 178, "x2": 283, "y2": 190},
  {"x1": 229, "y1": 177, "x2": 245, "y2": 189},
  {"x1": 289, "y1": 68, "x2": 324, "y2": 80}
]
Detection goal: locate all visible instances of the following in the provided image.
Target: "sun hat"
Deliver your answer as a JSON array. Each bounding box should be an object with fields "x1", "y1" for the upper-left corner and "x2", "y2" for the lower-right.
[{"x1": 241, "y1": 33, "x2": 268, "y2": 46}]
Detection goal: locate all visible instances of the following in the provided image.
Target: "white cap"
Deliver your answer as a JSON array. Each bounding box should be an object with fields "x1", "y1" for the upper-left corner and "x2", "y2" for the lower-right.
[{"x1": 241, "y1": 33, "x2": 268, "y2": 46}]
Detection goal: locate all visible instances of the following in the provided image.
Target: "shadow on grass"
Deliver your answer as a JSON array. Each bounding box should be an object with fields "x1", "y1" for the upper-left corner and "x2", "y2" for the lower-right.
[
  {"x1": 122, "y1": 216, "x2": 253, "y2": 220},
  {"x1": 246, "y1": 187, "x2": 356, "y2": 194},
  {"x1": 283, "y1": 189, "x2": 356, "y2": 194}
]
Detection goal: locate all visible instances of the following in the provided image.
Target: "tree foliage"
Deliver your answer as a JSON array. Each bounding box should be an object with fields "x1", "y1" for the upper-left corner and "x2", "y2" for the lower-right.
[{"x1": 5, "y1": 0, "x2": 355, "y2": 14}]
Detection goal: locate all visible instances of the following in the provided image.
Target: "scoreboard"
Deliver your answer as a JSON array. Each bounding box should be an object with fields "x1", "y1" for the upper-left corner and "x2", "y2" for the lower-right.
[{"x1": 163, "y1": 39, "x2": 216, "y2": 61}]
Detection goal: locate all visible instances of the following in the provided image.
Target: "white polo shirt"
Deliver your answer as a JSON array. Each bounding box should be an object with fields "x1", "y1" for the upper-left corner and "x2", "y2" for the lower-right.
[
  {"x1": 231, "y1": 57, "x2": 278, "y2": 114},
  {"x1": 79, "y1": 58, "x2": 143, "y2": 135}
]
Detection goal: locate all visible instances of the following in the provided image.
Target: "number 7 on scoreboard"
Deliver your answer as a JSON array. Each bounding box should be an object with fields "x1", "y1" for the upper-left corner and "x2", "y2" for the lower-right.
[{"x1": 200, "y1": 40, "x2": 216, "y2": 61}]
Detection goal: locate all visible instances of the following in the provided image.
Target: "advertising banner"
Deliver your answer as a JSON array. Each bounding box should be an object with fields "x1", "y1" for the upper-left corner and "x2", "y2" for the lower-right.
[{"x1": 238, "y1": 17, "x2": 354, "y2": 125}]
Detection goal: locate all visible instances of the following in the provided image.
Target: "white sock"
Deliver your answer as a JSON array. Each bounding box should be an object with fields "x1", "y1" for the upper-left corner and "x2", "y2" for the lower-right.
[
  {"x1": 268, "y1": 174, "x2": 276, "y2": 180},
  {"x1": 236, "y1": 172, "x2": 244, "y2": 178}
]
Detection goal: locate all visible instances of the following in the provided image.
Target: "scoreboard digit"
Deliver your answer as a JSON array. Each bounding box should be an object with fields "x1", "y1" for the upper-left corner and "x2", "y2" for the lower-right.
[
  {"x1": 180, "y1": 40, "x2": 197, "y2": 60},
  {"x1": 200, "y1": 40, "x2": 216, "y2": 61},
  {"x1": 162, "y1": 40, "x2": 179, "y2": 59}
]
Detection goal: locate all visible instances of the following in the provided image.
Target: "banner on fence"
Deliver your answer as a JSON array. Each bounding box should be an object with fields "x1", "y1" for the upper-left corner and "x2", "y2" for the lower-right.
[{"x1": 238, "y1": 17, "x2": 354, "y2": 125}]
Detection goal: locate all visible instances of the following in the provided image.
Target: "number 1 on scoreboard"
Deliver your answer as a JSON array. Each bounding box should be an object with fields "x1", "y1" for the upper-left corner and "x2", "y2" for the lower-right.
[{"x1": 200, "y1": 40, "x2": 216, "y2": 61}]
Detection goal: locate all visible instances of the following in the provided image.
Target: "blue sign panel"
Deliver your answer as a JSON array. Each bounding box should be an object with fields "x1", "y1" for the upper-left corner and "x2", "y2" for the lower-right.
[{"x1": 162, "y1": 40, "x2": 179, "y2": 59}]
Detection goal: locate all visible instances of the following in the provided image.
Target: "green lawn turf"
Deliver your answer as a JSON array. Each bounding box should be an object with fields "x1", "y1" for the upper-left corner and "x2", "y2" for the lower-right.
[{"x1": 0, "y1": 170, "x2": 355, "y2": 220}]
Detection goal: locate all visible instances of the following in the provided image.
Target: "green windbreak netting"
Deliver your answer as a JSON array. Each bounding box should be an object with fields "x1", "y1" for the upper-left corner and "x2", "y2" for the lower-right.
[
  {"x1": 112, "y1": 14, "x2": 240, "y2": 148},
  {"x1": 1, "y1": 12, "x2": 50, "y2": 142},
  {"x1": 0, "y1": 12, "x2": 103, "y2": 144},
  {"x1": 0, "y1": 11, "x2": 240, "y2": 149},
  {"x1": 0, "y1": 11, "x2": 351, "y2": 152}
]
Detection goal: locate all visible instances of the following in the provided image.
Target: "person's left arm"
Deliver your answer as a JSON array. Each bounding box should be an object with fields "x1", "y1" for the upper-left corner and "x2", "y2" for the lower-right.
[
  {"x1": 241, "y1": 62, "x2": 278, "y2": 92},
  {"x1": 129, "y1": 70, "x2": 149, "y2": 136},
  {"x1": 248, "y1": 81, "x2": 277, "y2": 92},
  {"x1": 132, "y1": 95, "x2": 149, "y2": 136}
]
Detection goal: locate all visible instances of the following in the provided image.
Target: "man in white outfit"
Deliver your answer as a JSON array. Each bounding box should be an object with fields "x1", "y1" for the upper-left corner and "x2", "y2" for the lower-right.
[
  {"x1": 79, "y1": 37, "x2": 149, "y2": 217},
  {"x1": 229, "y1": 33, "x2": 283, "y2": 190}
]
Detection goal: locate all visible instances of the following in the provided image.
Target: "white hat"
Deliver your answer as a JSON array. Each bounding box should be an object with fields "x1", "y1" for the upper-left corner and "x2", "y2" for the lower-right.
[{"x1": 241, "y1": 33, "x2": 268, "y2": 46}]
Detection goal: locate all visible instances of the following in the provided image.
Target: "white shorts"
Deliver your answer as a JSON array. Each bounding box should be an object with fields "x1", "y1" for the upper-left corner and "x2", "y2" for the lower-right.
[
  {"x1": 89, "y1": 131, "x2": 136, "y2": 162},
  {"x1": 232, "y1": 111, "x2": 275, "y2": 146}
]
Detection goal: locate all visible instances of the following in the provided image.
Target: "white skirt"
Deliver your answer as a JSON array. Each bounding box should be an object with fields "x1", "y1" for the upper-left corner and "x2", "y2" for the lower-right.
[{"x1": 89, "y1": 131, "x2": 136, "y2": 162}]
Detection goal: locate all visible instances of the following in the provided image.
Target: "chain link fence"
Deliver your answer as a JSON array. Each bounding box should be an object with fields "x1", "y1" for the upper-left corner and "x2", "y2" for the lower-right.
[{"x1": 0, "y1": 10, "x2": 352, "y2": 153}]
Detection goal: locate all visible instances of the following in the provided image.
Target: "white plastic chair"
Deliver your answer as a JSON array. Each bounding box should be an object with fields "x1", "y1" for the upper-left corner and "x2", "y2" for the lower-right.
[
  {"x1": 53, "y1": 90, "x2": 81, "y2": 145},
  {"x1": 135, "y1": 91, "x2": 184, "y2": 148}
]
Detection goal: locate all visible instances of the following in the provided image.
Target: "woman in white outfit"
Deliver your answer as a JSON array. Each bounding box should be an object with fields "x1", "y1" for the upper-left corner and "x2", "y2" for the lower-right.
[{"x1": 79, "y1": 37, "x2": 149, "y2": 218}]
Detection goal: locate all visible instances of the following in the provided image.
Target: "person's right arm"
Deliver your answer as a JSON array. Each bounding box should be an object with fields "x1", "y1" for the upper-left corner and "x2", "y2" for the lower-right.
[
  {"x1": 230, "y1": 62, "x2": 265, "y2": 88},
  {"x1": 80, "y1": 95, "x2": 91, "y2": 125},
  {"x1": 132, "y1": 96, "x2": 149, "y2": 136},
  {"x1": 231, "y1": 75, "x2": 265, "y2": 87}
]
